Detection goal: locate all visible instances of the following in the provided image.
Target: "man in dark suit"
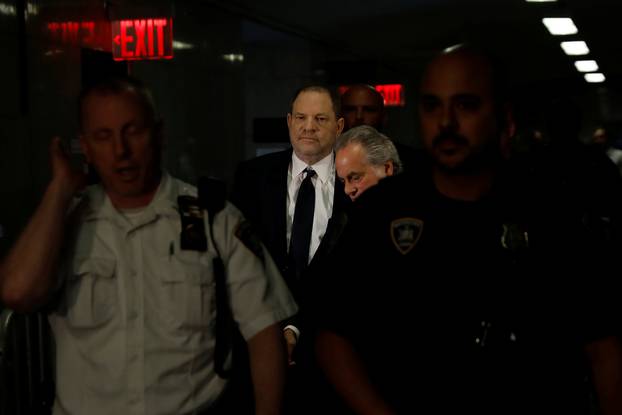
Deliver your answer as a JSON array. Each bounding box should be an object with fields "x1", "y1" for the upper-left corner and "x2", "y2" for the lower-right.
[{"x1": 231, "y1": 85, "x2": 350, "y2": 413}]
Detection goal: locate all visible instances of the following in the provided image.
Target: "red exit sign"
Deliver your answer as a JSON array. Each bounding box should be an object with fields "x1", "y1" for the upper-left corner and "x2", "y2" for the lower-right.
[
  {"x1": 375, "y1": 84, "x2": 405, "y2": 107},
  {"x1": 111, "y1": 18, "x2": 173, "y2": 61},
  {"x1": 339, "y1": 84, "x2": 405, "y2": 107}
]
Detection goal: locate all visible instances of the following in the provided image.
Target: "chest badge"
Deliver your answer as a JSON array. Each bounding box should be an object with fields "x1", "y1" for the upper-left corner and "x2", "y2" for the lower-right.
[
  {"x1": 178, "y1": 195, "x2": 207, "y2": 251},
  {"x1": 390, "y1": 217, "x2": 424, "y2": 255},
  {"x1": 500, "y1": 223, "x2": 529, "y2": 252}
]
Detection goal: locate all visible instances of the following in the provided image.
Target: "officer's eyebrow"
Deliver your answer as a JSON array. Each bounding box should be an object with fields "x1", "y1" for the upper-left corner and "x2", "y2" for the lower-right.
[
  {"x1": 419, "y1": 94, "x2": 440, "y2": 103},
  {"x1": 452, "y1": 93, "x2": 482, "y2": 101},
  {"x1": 88, "y1": 127, "x2": 113, "y2": 136}
]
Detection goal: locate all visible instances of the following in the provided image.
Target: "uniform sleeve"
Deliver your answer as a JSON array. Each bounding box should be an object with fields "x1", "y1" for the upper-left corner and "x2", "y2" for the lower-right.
[
  {"x1": 49, "y1": 197, "x2": 91, "y2": 306},
  {"x1": 212, "y1": 202, "x2": 298, "y2": 341}
]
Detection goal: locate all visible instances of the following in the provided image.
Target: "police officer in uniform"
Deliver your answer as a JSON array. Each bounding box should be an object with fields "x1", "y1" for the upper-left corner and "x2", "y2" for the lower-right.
[
  {"x1": 315, "y1": 45, "x2": 622, "y2": 415},
  {"x1": 0, "y1": 77, "x2": 297, "y2": 415}
]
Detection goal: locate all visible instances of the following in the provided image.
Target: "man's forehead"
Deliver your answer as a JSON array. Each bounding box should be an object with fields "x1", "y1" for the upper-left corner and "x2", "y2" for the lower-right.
[
  {"x1": 292, "y1": 91, "x2": 334, "y2": 113},
  {"x1": 338, "y1": 143, "x2": 368, "y2": 163},
  {"x1": 421, "y1": 52, "x2": 495, "y2": 95},
  {"x1": 420, "y1": 76, "x2": 494, "y2": 101},
  {"x1": 81, "y1": 91, "x2": 147, "y2": 130},
  {"x1": 84, "y1": 90, "x2": 145, "y2": 112}
]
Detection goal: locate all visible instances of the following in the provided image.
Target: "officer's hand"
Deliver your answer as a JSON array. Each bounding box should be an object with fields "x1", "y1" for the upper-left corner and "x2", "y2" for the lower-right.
[
  {"x1": 49, "y1": 137, "x2": 86, "y2": 199},
  {"x1": 283, "y1": 328, "x2": 298, "y2": 367}
]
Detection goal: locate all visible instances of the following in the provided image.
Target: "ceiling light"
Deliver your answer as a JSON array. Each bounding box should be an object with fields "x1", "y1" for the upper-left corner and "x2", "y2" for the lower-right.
[
  {"x1": 585, "y1": 73, "x2": 605, "y2": 83},
  {"x1": 222, "y1": 53, "x2": 244, "y2": 62},
  {"x1": 560, "y1": 41, "x2": 589, "y2": 56},
  {"x1": 173, "y1": 41, "x2": 194, "y2": 50},
  {"x1": 574, "y1": 60, "x2": 599, "y2": 72},
  {"x1": 542, "y1": 18, "x2": 578, "y2": 35},
  {"x1": 0, "y1": 3, "x2": 16, "y2": 15}
]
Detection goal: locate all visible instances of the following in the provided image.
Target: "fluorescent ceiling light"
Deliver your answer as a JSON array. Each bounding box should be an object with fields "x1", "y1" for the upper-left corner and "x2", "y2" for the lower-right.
[
  {"x1": 585, "y1": 73, "x2": 605, "y2": 83},
  {"x1": 542, "y1": 18, "x2": 578, "y2": 35},
  {"x1": 222, "y1": 53, "x2": 244, "y2": 62},
  {"x1": 0, "y1": 3, "x2": 16, "y2": 15},
  {"x1": 173, "y1": 41, "x2": 194, "y2": 50},
  {"x1": 0, "y1": 2, "x2": 38, "y2": 16},
  {"x1": 560, "y1": 41, "x2": 589, "y2": 56},
  {"x1": 574, "y1": 60, "x2": 599, "y2": 72}
]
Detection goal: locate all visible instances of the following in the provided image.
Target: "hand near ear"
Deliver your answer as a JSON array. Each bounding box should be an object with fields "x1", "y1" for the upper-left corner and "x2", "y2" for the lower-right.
[{"x1": 49, "y1": 137, "x2": 86, "y2": 199}]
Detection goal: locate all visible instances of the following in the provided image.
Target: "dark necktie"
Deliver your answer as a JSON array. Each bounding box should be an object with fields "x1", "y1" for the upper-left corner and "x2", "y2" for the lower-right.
[{"x1": 289, "y1": 168, "x2": 316, "y2": 276}]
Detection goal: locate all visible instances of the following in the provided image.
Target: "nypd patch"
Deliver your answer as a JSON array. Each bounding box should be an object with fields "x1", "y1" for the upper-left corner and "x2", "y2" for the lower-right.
[
  {"x1": 235, "y1": 220, "x2": 265, "y2": 264},
  {"x1": 390, "y1": 217, "x2": 424, "y2": 255}
]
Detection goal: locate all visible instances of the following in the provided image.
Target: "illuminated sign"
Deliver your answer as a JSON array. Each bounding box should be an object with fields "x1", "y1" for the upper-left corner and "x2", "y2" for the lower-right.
[
  {"x1": 339, "y1": 84, "x2": 405, "y2": 107},
  {"x1": 46, "y1": 20, "x2": 111, "y2": 51},
  {"x1": 47, "y1": 21, "x2": 94, "y2": 44},
  {"x1": 111, "y1": 18, "x2": 173, "y2": 61},
  {"x1": 375, "y1": 84, "x2": 405, "y2": 107}
]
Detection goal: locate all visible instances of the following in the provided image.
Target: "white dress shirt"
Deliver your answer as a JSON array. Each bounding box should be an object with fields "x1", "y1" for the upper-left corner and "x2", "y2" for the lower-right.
[{"x1": 286, "y1": 151, "x2": 335, "y2": 264}]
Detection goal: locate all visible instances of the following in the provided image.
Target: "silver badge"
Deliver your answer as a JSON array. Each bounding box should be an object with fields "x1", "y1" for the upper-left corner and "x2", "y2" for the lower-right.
[
  {"x1": 501, "y1": 223, "x2": 529, "y2": 251},
  {"x1": 390, "y1": 217, "x2": 424, "y2": 255}
]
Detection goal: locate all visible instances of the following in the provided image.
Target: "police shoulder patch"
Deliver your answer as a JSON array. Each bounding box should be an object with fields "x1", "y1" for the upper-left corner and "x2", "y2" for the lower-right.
[
  {"x1": 390, "y1": 217, "x2": 424, "y2": 255},
  {"x1": 235, "y1": 220, "x2": 265, "y2": 263}
]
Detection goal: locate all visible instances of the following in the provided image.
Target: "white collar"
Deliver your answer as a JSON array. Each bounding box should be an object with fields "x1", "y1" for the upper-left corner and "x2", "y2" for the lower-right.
[
  {"x1": 291, "y1": 151, "x2": 334, "y2": 185},
  {"x1": 82, "y1": 172, "x2": 178, "y2": 223}
]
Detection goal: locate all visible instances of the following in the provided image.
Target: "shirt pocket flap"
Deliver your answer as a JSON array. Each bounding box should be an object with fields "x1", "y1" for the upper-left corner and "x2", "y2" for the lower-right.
[
  {"x1": 70, "y1": 257, "x2": 116, "y2": 280},
  {"x1": 158, "y1": 256, "x2": 213, "y2": 285}
]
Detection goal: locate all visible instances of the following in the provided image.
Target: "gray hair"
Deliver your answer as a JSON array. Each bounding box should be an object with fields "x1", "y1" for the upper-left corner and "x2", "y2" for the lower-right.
[
  {"x1": 335, "y1": 125, "x2": 403, "y2": 174},
  {"x1": 78, "y1": 76, "x2": 160, "y2": 132}
]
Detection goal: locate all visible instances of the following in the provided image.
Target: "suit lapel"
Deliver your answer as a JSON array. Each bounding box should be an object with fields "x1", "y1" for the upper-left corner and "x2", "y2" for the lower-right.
[
  {"x1": 309, "y1": 176, "x2": 350, "y2": 268},
  {"x1": 265, "y1": 150, "x2": 291, "y2": 268}
]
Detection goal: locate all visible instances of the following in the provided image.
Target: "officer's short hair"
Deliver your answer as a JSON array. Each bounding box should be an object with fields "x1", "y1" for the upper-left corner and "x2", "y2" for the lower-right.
[
  {"x1": 335, "y1": 125, "x2": 403, "y2": 174},
  {"x1": 342, "y1": 84, "x2": 385, "y2": 109},
  {"x1": 289, "y1": 85, "x2": 342, "y2": 119},
  {"x1": 77, "y1": 76, "x2": 160, "y2": 132}
]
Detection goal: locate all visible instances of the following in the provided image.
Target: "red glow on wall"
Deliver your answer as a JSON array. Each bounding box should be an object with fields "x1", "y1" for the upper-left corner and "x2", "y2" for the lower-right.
[
  {"x1": 111, "y1": 18, "x2": 173, "y2": 61},
  {"x1": 339, "y1": 84, "x2": 406, "y2": 107},
  {"x1": 46, "y1": 21, "x2": 111, "y2": 51}
]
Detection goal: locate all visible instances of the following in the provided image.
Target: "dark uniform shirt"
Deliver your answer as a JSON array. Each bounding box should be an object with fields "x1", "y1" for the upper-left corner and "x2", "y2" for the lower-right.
[{"x1": 316, "y1": 158, "x2": 621, "y2": 414}]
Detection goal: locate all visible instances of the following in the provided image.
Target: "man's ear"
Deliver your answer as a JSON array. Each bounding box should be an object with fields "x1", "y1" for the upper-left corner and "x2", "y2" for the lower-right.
[
  {"x1": 385, "y1": 160, "x2": 394, "y2": 176},
  {"x1": 336, "y1": 117, "x2": 345, "y2": 136},
  {"x1": 286, "y1": 113, "x2": 292, "y2": 129}
]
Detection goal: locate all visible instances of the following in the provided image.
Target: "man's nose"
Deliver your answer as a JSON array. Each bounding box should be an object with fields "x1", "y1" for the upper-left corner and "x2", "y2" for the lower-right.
[
  {"x1": 356, "y1": 107, "x2": 363, "y2": 120},
  {"x1": 345, "y1": 182, "x2": 357, "y2": 199},
  {"x1": 113, "y1": 134, "x2": 130, "y2": 158},
  {"x1": 439, "y1": 105, "x2": 457, "y2": 131},
  {"x1": 303, "y1": 117, "x2": 316, "y2": 131}
]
